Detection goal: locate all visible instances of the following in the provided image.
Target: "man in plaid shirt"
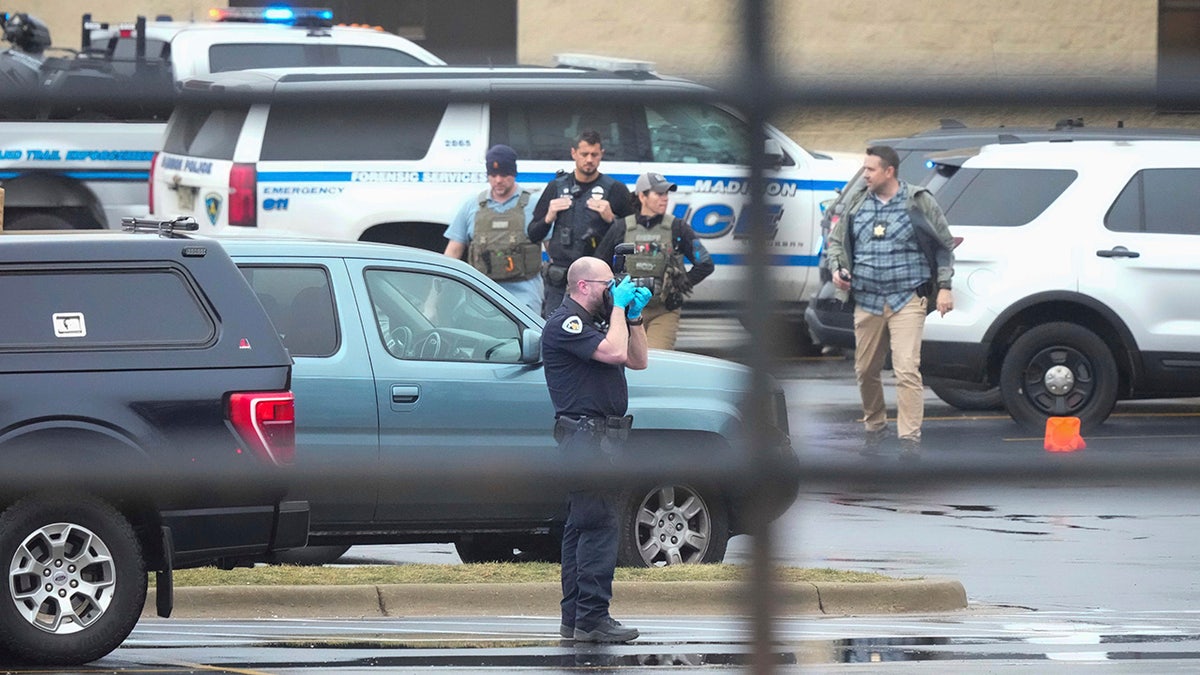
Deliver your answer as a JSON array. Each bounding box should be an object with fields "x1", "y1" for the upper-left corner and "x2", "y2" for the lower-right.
[{"x1": 825, "y1": 145, "x2": 956, "y2": 459}]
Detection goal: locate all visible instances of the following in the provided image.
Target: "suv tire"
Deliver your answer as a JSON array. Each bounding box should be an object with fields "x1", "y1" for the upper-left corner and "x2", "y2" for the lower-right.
[
  {"x1": 618, "y1": 484, "x2": 728, "y2": 567},
  {"x1": 0, "y1": 495, "x2": 146, "y2": 666},
  {"x1": 999, "y1": 322, "x2": 1118, "y2": 433}
]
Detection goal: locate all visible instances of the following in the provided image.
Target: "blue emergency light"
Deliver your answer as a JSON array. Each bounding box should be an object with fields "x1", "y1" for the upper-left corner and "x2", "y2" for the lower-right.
[{"x1": 209, "y1": 6, "x2": 334, "y2": 27}]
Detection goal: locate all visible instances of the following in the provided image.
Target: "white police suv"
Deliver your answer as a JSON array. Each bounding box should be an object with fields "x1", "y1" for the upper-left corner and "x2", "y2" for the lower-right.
[
  {"x1": 0, "y1": 6, "x2": 443, "y2": 231},
  {"x1": 921, "y1": 139, "x2": 1200, "y2": 432},
  {"x1": 84, "y1": 6, "x2": 444, "y2": 79},
  {"x1": 149, "y1": 56, "x2": 856, "y2": 324}
]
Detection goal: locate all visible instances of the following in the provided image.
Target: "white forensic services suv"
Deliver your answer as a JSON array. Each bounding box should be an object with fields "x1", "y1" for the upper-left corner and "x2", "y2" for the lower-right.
[
  {"x1": 149, "y1": 56, "x2": 857, "y2": 328},
  {"x1": 920, "y1": 140, "x2": 1200, "y2": 432}
]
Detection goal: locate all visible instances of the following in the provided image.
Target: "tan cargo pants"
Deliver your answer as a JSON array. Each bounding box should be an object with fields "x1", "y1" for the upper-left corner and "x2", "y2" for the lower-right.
[
  {"x1": 640, "y1": 303, "x2": 681, "y2": 350},
  {"x1": 853, "y1": 294, "x2": 927, "y2": 442}
]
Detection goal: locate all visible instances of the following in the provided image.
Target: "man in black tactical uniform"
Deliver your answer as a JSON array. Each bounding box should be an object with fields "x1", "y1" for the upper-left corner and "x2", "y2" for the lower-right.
[
  {"x1": 542, "y1": 256, "x2": 651, "y2": 643},
  {"x1": 529, "y1": 130, "x2": 634, "y2": 317}
]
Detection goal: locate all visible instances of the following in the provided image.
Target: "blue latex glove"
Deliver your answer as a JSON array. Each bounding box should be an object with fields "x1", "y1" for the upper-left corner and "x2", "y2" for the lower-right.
[
  {"x1": 626, "y1": 286, "x2": 652, "y2": 320},
  {"x1": 610, "y1": 275, "x2": 638, "y2": 311}
]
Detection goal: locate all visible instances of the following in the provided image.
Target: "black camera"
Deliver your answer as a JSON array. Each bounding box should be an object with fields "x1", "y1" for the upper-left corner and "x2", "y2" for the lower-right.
[{"x1": 611, "y1": 243, "x2": 661, "y2": 292}]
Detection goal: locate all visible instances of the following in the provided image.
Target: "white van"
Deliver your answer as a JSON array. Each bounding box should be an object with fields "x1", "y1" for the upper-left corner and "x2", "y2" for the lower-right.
[{"x1": 150, "y1": 57, "x2": 856, "y2": 323}]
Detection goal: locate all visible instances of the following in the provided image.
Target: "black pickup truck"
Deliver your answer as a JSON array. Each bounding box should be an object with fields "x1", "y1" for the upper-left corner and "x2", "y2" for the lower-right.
[{"x1": 0, "y1": 224, "x2": 308, "y2": 665}]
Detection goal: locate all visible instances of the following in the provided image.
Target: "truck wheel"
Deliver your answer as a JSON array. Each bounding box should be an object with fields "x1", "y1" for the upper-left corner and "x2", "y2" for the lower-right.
[
  {"x1": 617, "y1": 484, "x2": 728, "y2": 567},
  {"x1": 265, "y1": 545, "x2": 350, "y2": 567},
  {"x1": 930, "y1": 382, "x2": 1004, "y2": 411},
  {"x1": 0, "y1": 495, "x2": 145, "y2": 666},
  {"x1": 999, "y1": 322, "x2": 1119, "y2": 434}
]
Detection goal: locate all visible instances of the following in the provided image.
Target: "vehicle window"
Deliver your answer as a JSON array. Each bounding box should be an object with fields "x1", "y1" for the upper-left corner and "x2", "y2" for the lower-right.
[
  {"x1": 162, "y1": 105, "x2": 248, "y2": 159},
  {"x1": 0, "y1": 267, "x2": 213, "y2": 350},
  {"x1": 1105, "y1": 169, "x2": 1200, "y2": 235},
  {"x1": 208, "y1": 44, "x2": 428, "y2": 73},
  {"x1": 364, "y1": 269, "x2": 523, "y2": 363},
  {"x1": 489, "y1": 104, "x2": 644, "y2": 161},
  {"x1": 334, "y1": 45, "x2": 427, "y2": 67},
  {"x1": 237, "y1": 266, "x2": 339, "y2": 357},
  {"x1": 108, "y1": 37, "x2": 170, "y2": 77},
  {"x1": 209, "y1": 44, "x2": 309, "y2": 72},
  {"x1": 644, "y1": 103, "x2": 752, "y2": 165},
  {"x1": 937, "y1": 168, "x2": 1077, "y2": 227},
  {"x1": 261, "y1": 102, "x2": 445, "y2": 161}
]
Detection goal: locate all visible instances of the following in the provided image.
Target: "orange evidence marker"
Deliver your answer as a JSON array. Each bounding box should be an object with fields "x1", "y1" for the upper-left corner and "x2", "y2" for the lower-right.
[{"x1": 1044, "y1": 416, "x2": 1086, "y2": 452}]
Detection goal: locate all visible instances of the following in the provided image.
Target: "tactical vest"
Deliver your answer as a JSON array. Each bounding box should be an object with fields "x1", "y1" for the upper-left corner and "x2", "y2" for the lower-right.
[
  {"x1": 546, "y1": 172, "x2": 617, "y2": 265},
  {"x1": 621, "y1": 214, "x2": 685, "y2": 304},
  {"x1": 468, "y1": 190, "x2": 540, "y2": 281}
]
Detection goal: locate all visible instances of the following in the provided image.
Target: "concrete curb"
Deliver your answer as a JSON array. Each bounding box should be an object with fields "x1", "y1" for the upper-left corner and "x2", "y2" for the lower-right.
[{"x1": 143, "y1": 580, "x2": 966, "y2": 619}]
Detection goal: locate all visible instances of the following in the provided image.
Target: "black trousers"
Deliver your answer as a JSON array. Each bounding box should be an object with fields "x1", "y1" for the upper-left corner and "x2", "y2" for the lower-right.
[
  {"x1": 543, "y1": 284, "x2": 566, "y2": 319},
  {"x1": 558, "y1": 427, "x2": 619, "y2": 630}
]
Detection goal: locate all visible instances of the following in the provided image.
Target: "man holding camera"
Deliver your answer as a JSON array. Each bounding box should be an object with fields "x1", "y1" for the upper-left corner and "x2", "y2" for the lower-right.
[
  {"x1": 597, "y1": 172, "x2": 714, "y2": 350},
  {"x1": 529, "y1": 130, "x2": 633, "y2": 317},
  {"x1": 542, "y1": 256, "x2": 650, "y2": 643}
]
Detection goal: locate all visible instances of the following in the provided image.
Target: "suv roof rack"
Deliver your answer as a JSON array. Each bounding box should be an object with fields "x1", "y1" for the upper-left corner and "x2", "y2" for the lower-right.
[{"x1": 121, "y1": 216, "x2": 198, "y2": 237}]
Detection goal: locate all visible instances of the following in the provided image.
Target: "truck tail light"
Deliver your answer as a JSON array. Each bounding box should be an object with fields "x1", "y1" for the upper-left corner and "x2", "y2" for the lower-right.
[
  {"x1": 148, "y1": 151, "x2": 157, "y2": 214},
  {"x1": 228, "y1": 163, "x2": 257, "y2": 227},
  {"x1": 228, "y1": 391, "x2": 295, "y2": 466}
]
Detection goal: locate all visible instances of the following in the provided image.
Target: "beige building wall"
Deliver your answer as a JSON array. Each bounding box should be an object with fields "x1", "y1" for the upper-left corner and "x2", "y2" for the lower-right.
[
  {"x1": 519, "y1": 0, "x2": 1195, "y2": 152},
  {"x1": 13, "y1": 2, "x2": 213, "y2": 50},
  {"x1": 18, "y1": 1, "x2": 1198, "y2": 152}
]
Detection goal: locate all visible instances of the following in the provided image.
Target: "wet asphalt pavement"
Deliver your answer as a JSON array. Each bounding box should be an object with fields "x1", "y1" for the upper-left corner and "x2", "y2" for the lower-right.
[{"x1": 26, "y1": 319, "x2": 1200, "y2": 672}]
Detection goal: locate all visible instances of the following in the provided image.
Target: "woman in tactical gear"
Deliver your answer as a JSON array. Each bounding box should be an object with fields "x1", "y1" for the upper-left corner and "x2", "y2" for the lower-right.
[{"x1": 595, "y1": 172, "x2": 714, "y2": 350}]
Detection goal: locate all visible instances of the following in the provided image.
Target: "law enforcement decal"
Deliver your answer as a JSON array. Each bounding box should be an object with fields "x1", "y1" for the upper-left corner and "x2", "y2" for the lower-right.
[
  {"x1": 562, "y1": 316, "x2": 583, "y2": 334},
  {"x1": 52, "y1": 312, "x2": 86, "y2": 338},
  {"x1": 590, "y1": 186, "x2": 605, "y2": 200},
  {"x1": 205, "y1": 193, "x2": 222, "y2": 225}
]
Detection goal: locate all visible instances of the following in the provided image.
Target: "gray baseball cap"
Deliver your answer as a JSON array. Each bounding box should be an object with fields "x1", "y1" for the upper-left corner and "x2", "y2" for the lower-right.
[{"x1": 634, "y1": 172, "x2": 677, "y2": 194}]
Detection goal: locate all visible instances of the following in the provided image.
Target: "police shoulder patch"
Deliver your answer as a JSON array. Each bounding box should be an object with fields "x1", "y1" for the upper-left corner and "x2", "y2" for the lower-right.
[{"x1": 562, "y1": 316, "x2": 584, "y2": 335}]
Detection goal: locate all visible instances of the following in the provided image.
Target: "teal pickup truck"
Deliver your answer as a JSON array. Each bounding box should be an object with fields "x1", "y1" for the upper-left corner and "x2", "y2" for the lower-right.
[{"x1": 222, "y1": 236, "x2": 798, "y2": 567}]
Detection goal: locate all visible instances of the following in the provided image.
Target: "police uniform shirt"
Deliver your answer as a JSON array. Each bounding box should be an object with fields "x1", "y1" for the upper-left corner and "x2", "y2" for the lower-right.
[
  {"x1": 541, "y1": 297, "x2": 628, "y2": 419},
  {"x1": 528, "y1": 176, "x2": 634, "y2": 250}
]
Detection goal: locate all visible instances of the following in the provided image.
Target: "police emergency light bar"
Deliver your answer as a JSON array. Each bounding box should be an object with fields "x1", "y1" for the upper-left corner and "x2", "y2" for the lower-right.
[
  {"x1": 555, "y1": 53, "x2": 655, "y2": 74},
  {"x1": 208, "y1": 6, "x2": 334, "y2": 27}
]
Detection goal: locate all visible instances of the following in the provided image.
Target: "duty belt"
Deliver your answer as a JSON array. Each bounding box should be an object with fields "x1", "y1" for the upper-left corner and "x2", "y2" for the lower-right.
[{"x1": 554, "y1": 414, "x2": 633, "y2": 442}]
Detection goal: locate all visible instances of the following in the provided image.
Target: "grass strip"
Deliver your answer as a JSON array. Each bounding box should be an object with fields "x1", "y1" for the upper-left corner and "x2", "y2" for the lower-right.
[{"x1": 168, "y1": 563, "x2": 899, "y2": 587}]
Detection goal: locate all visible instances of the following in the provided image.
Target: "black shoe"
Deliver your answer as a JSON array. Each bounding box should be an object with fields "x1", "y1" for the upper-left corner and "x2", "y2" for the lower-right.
[
  {"x1": 574, "y1": 617, "x2": 639, "y2": 643},
  {"x1": 559, "y1": 624, "x2": 574, "y2": 639},
  {"x1": 860, "y1": 427, "x2": 889, "y2": 457},
  {"x1": 899, "y1": 438, "x2": 921, "y2": 461}
]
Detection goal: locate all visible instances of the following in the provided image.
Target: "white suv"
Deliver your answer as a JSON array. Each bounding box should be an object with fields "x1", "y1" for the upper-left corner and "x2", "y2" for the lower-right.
[
  {"x1": 921, "y1": 140, "x2": 1200, "y2": 432},
  {"x1": 148, "y1": 59, "x2": 856, "y2": 318},
  {"x1": 86, "y1": 7, "x2": 444, "y2": 79}
]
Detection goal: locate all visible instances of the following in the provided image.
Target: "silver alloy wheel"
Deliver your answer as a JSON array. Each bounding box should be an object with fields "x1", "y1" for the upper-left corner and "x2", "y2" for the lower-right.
[
  {"x1": 9, "y1": 522, "x2": 116, "y2": 634},
  {"x1": 634, "y1": 485, "x2": 713, "y2": 566}
]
